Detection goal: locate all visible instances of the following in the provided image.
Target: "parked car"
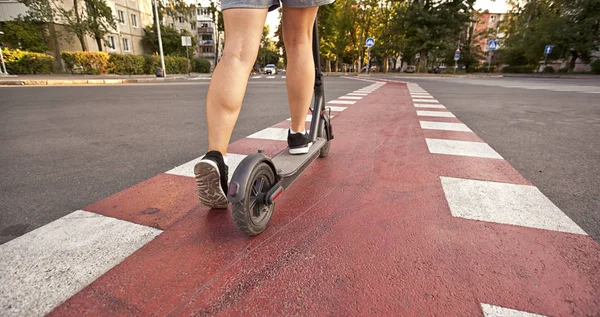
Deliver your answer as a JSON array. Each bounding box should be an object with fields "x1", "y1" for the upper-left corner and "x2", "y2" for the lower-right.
[
  {"x1": 405, "y1": 65, "x2": 416, "y2": 73},
  {"x1": 264, "y1": 64, "x2": 277, "y2": 75}
]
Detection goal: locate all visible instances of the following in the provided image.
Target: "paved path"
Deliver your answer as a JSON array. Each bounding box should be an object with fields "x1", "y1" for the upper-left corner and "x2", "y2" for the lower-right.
[{"x1": 1, "y1": 78, "x2": 598, "y2": 316}]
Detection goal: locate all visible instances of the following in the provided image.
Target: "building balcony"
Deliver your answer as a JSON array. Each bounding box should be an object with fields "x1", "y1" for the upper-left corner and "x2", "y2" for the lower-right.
[
  {"x1": 197, "y1": 27, "x2": 214, "y2": 33},
  {"x1": 198, "y1": 40, "x2": 214, "y2": 46}
]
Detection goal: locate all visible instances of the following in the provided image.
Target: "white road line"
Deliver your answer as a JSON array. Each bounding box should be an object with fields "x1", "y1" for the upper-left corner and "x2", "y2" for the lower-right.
[
  {"x1": 325, "y1": 106, "x2": 347, "y2": 111},
  {"x1": 287, "y1": 114, "x2": 334, "y2": 122},
  {"x1": 165, "y1": 153, "x2": 247, "y2": 181},
  {"x1": 282, "y1": 76, "x2": 286, "y2": 79},
  {"x1": 425, "y1": 138, "x2": 502, "y2": 159},
  {"x1": 413, "y1": 99, "x2": 440, "y2": 103},
  {"x1": 441, "y1": 177, "x2": 586, "y2": 235},
  {"x1": 481, "y1": 304, "x2": 546, "y2": 317},
  {"x1": 411, "y1": 95, "x2": 434, "y2": 98},
  {"x1": 417, "y1": 110, "x2": 455, "y2": 118},
  {"x1": 339, "y1": 96, "x2": 363, "y2": 100},
  {"x1": 420, "y1": 121, "x2": 472, "y2": 132},
  {"x1": 252, "y1": 76, "x2": 262, "y2": 79},
  {"x1": 0, "y1": 210, "x2": 162, "y2": 317},
  {"x1": 247, "y1": 127, "x2": 289, "y2": 141},
  {"x1": 267, "y1": 76, "x2": 275, "y2": 79},
  {"x1": 348, "y1": 93, "x2": 368, "y2": 96},
  {"x1": 414, "y1": 103, "x2": 446, "y2": 109},
  {"x1": 328, "y1": 100, "x2": 356, "y2": 105}
]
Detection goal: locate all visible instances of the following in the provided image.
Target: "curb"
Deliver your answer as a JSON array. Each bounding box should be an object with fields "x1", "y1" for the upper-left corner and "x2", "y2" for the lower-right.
[{"x1": 0, "y1": 76, "x2": 189, "y2": 86}]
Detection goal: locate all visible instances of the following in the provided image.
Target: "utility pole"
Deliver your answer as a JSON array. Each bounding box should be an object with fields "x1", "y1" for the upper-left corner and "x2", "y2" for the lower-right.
[
  {"x1": 0, "y1": 31, "x2": 7, "y2": 75},
  {"x1": 153, "y1": 0, "x2": 166, "y2": 77}
]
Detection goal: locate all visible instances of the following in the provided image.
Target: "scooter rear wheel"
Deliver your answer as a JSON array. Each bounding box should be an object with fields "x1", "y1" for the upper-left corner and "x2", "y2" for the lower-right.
[
  {"x1": 231, "y1": 162, "x2": 276, "y2": 235},
  {"x1": 319, "y1": 119, "x2": 330, "y2": 158}
]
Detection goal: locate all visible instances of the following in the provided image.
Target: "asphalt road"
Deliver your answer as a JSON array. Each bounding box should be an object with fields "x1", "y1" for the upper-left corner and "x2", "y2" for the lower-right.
[
  {"x1": 376, "y1": 75, "x2": 600, "y2": 242},
  {"x1": 0, "y1": 76, "x2": 367, "y2": 245}
]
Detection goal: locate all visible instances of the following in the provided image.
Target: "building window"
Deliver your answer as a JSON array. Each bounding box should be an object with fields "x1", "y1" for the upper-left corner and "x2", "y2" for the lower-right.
[
  {"x1": 201, "y1": 46, "x2": 213, "y2": 53},
  {"x1": 201, "y1": 34, "x2": 212, "y2": 41},
  {"x1": 107, "y1": 36, "x2": 116, "y2": 51},
  {"x1": 169, "y1": 23, "x2": 174, "y2": 28},
  {"x1": 131, "y1": 14, "x2": 138, "y2": 27},
  {"x1": 191, "y1": 22, "x2": 196, "y2": 30},
  {"x1": 490, "y1": 15, "x2": 496, "y2": 22},
  {"x1": 118, "y1": 10, "x2": 126, "y2": 24},
  {"x1": 122, "y1": 38, "x2": 130, "y2": 52},
  {"x1": 177, "y1": 16, "x2": 184, "y2": 23},
  {"x1": 180, "y1": 29, "x2": 185, "y2": 34}
]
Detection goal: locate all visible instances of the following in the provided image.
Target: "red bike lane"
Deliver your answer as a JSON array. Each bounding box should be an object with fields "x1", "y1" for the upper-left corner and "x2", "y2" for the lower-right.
[{"x1": 49, "y1": 81, "x2": 599, "y2": 316}]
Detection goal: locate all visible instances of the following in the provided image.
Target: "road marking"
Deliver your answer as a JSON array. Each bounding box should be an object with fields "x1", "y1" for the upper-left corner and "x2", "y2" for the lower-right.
[
  {"x1": 165, "y1": 153, "x2": 247, "y2": 181},
  {"x1": 413, "y1": 99, "x2": 440, "y2": 103},
  {"x1": 252, "y1": 76, "x2": 262, "y2": 79},
  {"x1": 247, "y1": 127, "x2": 289, "y2": 141},
  {"x1": 267, "y1": 76, "x2": 275, "y2": 79},
  {"x1": 426, "y1": 138, "x2": 503, "y2": 159},
  {"x1": 325, "y1": 106, "x2": 347, "y2": 111},
  {"x1": 287, "y1": 114, "x2": 334, "y2": 122},
  {"x1": 417, "y1": 110, "x2": 455, "y2": 118},
  {"x1": 414, "y1": 103, "x2": 446, "y2": 109},
  {"x1": 481, "y1": 304, "x2": 546, "y2": 317},
  {"x1": 0, "y1": 210, "x2": 162, "y2": 317},
  {"x1": 411, "y1": 95, "x2": 434, "y2": 99},
  {"x1": 420, "y1": 121, "x2": 472, "y2": 132},
  {"x1": 441, "y1": 177, "x2": 586, "y2": 235},
  {"x1": 339, "y1": 96, "x2": 363, "y2": 100},
  {"x1": 328, "y1": 100, "x2": 357, "y2": 105},
  {"x1": 282, "y1": 76, "x2": 286, "y2": 79},
  {"x1": 348, "y1": 93, "x2": 368, "y2": 96}
]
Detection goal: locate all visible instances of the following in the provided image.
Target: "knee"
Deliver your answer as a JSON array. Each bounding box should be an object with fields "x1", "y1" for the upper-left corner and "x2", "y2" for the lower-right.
[
  {"x1": 283, "y1": 29, "x2": 312, "y2": 50},
  {"x1": 220, "y1": 47, "x2": 257, "y2": 71}
]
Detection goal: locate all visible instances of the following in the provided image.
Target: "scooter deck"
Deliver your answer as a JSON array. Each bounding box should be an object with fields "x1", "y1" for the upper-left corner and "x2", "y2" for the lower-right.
[{"x1": 272, "y1": 138, "x2": 326, "y2": 177}]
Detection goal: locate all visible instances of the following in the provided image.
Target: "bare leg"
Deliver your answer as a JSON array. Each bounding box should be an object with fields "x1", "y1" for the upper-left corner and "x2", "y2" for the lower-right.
[
  {"x1": 206, "y1": 9, "x2": 268, "y2": 156},
  {"x1": 282, "y1": 6, "x2": 319, "y2": 133}
]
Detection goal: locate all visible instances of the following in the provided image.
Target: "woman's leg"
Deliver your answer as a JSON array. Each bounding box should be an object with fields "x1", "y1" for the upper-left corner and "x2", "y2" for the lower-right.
[
  {"x1": 195, "y1": 8, "x2": 267, "y2": 209},
  {"x1": 282, "y1": 6, "x2": 319, "y2": 135},
  {"x1": 206, "y1": 8, "x2": 268, "y2": 156}
]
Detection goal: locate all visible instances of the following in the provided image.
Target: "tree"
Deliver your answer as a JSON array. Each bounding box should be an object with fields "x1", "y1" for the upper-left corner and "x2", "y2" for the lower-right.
[
  {"x1": 84, "y1": 0, "x2": 117, "y2": 51},
  {"x1": 17, "y1": 0, "x2": 61, "y2": 67},
  {"x1": 257, "y1": 25, "x2": 279, "y2": 68},
  {"x1": 502, "y1": 0, "x2": 600, "y2": 72},
  {"x1": 0, "y1": 18, "x2": 49, "y2": 52},
  {"x1": 57, "y1": 0, "x2": 88, "y2": 51},
  {"x1": 142, "y1": 24, "x2": 197, "y2": 56}
]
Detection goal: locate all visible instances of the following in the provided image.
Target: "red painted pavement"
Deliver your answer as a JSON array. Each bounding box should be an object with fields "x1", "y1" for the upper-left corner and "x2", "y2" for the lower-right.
[{"x1": 50, "y1": 81, "x2": 599, "y2": 316}]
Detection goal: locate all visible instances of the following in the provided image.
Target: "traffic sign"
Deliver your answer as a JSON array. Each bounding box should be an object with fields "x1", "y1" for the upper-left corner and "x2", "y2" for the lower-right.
[
  {"x1": 415, "y1": 53, "x2": 420, "y2": 59},
  {"x1": 366, "y1": 37, "x2": 375, "y2": 47},
  {"x1": 487, "y1": 40, "x2": 498, "y2": 51},
  {"x1": 544, "y1": 45, "x2": 553, "y2": 55},
  {"x1": 454, "y1": 50, "x2": 461, "y2": 61},
  {"x1": 181, "y1": 36, "x2": 192, "y2": 47}
]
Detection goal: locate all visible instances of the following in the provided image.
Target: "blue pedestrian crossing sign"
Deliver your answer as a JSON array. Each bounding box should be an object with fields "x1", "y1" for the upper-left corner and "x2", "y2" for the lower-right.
[
  {"x1": 487, "y1": 40, "x2": 498, "y2": 51},
  {"x1": 366, "y1": 37, "x2": 375, "y2": 48},
  {"x1": 545, "y1": 45, "x2": 553, "y2": 55},
  {"x1": 454, "y1": 50, "x2": 461, "y2": 61}
]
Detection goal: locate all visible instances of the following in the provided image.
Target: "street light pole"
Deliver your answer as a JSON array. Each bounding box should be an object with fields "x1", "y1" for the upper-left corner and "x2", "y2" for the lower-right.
[
  {"x1": 0, "y1": 31, "x2": 7, "y2": 75},
  {"x1": 153, "y1": 0, "x2": 166, "y2": 77}
]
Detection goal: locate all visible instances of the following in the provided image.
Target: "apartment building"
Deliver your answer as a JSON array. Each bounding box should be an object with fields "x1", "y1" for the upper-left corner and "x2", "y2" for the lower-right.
[
  {"x1": 0, "y1": 0, "x2": 153, "y2": 54},
  {"x1": 193, "y1": 0, "x2": 222, "y2": 68},
  {"x1": 162, "y1": 10, "x2": 196, "y2": 36},
  {"x1": 472, "y1": 10, "x2": 506, "y2": 62}
]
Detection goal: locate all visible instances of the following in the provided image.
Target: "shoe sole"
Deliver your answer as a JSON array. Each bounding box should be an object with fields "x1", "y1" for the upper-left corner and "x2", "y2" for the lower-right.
[
  {"x1": 289, "y1": 142, "x2": 313, "y2": 155},
  {"x1": 194, "y1": 160, "x2": 229, "y2": 209}
]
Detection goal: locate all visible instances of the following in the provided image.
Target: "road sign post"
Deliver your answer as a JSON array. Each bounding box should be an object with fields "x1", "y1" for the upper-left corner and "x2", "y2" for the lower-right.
[
  {"x1": 0, "y1": 31, "x2": 7, "y2": 75},
  {"x1": 487, "y1": 40, "x2": 498, "y2": 73},
  {"x1": 543, "y1": 45, "x2": 553, "y2": 69},
  {"x1": 182, "y1": 36, "x2": 192, "y2": 75},
  {"x1": 454, "y1": 49, "x2": 460, "y2": 74},
  {"x1": 365, "y1": 37, "x2": 375, "y2": 74}
]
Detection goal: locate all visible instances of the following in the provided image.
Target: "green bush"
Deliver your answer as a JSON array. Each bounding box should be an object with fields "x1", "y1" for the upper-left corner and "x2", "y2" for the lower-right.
[
  {"x1": 558, "y1": 68, "x2": 569, "y2": 73},
  {"x1": 2, "y1": 48, "x2": 54, "y2": 74},
  {"x1": 591, "y1": 59, "x2": 600, "y2": 74},
  {"x1": 164, "y1": 55, "x2": 189, "y2": 74},
  {"x1": 501, "y1": 65, "x2": 536, "y2": 73},
  {"x1": 543, "y1": 66, "x2": 555, "y2": 73},
  {"x1": 468, "y1": 65, "x2": 497, "y2": 73},
  {"x1": 191, "y1": 58, "x2": 211, "y2": 73},
  {"x1": 109, "y1": 53, "x2": 146, "y2": 75},
  {"x1": 61, "y1": 51, "x2": 111, "y2": 74}
]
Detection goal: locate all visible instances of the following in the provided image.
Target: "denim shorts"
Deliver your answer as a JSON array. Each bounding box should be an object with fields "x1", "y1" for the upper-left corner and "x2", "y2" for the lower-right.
[{"x1": 222, "y1": 0, "x2": 334, "y2": 12}]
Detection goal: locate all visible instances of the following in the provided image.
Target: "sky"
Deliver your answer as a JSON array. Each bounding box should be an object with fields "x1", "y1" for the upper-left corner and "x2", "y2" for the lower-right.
[{"x1": 265, "y1": 0, "x2": 510, "y2": 40}]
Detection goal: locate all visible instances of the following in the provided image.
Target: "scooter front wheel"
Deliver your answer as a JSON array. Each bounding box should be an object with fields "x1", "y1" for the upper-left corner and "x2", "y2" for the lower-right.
[{"x1": 231, "y1": 162, "x2": 277, "y2": 235}]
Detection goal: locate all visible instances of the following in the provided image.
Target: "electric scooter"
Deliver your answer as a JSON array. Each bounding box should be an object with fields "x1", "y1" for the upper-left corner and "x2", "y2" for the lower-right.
[{"x1": 226, "y1": 19, "x2": 333, "y2": 236}]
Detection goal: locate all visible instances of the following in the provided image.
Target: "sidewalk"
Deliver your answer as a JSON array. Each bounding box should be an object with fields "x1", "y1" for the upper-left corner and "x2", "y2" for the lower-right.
[
  {"x1": 0, "y1": 73, "x2": 207, "y2": 86},
  {"x1": 1, "y1": 79, "x2": 598, "y2": 316}
]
